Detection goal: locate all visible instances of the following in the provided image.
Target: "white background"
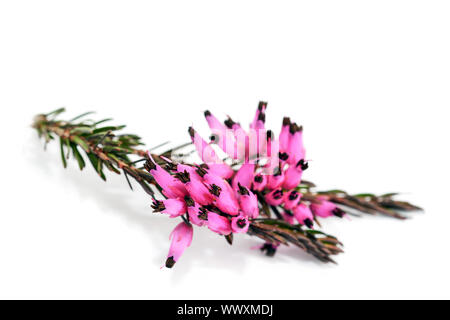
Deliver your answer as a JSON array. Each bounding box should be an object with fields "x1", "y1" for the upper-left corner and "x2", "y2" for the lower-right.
[{"x1": 0, "y1": 1, "x2": 449, "y2": 299}]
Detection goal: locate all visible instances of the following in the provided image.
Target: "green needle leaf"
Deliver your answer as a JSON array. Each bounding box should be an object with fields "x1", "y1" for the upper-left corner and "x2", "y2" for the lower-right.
[
  {"x1": 70, "y1": 143, "x2": 85, "y2": 170},
  {"x1": 70, "y1": 111, "x2": 95, "y2": 122},
  {"x1": 93, "y1": 125, "x2": 126, "y2": 134},
  {"x1": 59, "y1": 137, "x2": 67, "y2": 168},
  {"x1": 71, "y1": 136, "x2": 90, "y2": 152}
]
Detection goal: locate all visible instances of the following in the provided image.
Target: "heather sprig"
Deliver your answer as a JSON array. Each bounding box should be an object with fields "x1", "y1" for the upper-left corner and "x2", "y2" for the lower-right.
[{"x1": 32, "y1": 103, "x2": 421, "y2": 268}]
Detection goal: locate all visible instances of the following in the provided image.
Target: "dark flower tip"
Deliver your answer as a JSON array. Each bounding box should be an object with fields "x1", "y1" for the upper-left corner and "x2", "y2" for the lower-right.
[
  {"x1": 261, "y1": 243, "x2": 277, "y2": 257},
  {"x1": 165, "y1": 256, "x2": 176, "y2": 268},
  {"x1": 204, "y1": 110, "x2": 211, "y2": 117},
  {"x1": 237, "y1": 218, "x2": 247, "y2": 228},
  {"x1": 282, "y1": 117, "x2": 291, "y2": 126},
  {"x1": 258, "y1": 112, "x2": 266, "y2": 122},
  {"x1": 284, "y1": 210, "x2": 294, "y2": 217},
  {"x1": 254, "y1": 175, "x2": 263, "y2": 183},
  {"x1": 289, "y1": 122, "x2": 302, "y2": 134},
  {"x1": 333, "y1": 207, "x2": 345, "y2": 218},
  {"x1": 144, "y1": 159, "x2": 156, "y2": 171},
  {"x1": 266, "y1": 130, "x2": 273, "y2": 141},
  {"x1": 279, "y1": 152, "x2": 289, "y2": 161},
  {"x1": 164, "y1": 162, "x2": 177, "y2": 171},
  {"x1": 188, "y1": 127, "x2": 195, "y2": 138},
  {"x1": 175, "y1": 170, "x2": 190, "y2": 183},
  {"x1": 196, "y1": 165, "x2": 207, "y2": 177},
  {"x1": 288, "y1": 191, "x2": 299, "y2": 200},
  {"x1": 210, "y1": 184, "x2": 222, "y2": 197},
  {"x1": 304, "y1": 218, "x2": 314, "y2": 229},
  {"x1": 224, "y1": 117, "x2": 236, "y2": 129},
  {"x1": 151, "y1": 200, "x2": 165, "y2": 212},
  {"x1": 258, "y1": 101, "x2": 268, "y2": 110},
  {"x1": 238, "y1": 183, "x2": 249, "y2": 195},
  {"x1": 273, "y1": 189, "x2": 283, "y2": 199},
  {"x1": 198, "y1": 208, "x2": 208, "y2": 221},
  {"x1": 297, "y1": 159, "x2": 309, "y2": 171},
  {"x1": 184, "y1": 195, "x2": 195, "y2": 207}
]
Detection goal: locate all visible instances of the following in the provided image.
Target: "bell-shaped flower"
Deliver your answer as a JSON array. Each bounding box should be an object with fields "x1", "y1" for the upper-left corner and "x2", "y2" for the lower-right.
[
  {"x1": 232, "y1": 163, "x2": 255, "y2": 190},
  {"x1": 144, "y1": 153, "x2": 187, "y2": 199},
  {"x1": 165, "y1": 222, "x2": 193, "y2": 268},
  {"x1": 252, "y1": 173, "x2": 267, "y2": 191},
  {"x1": 287, "y1": 123, "x2": 306, "y2": 165},
  {"x1": 207, "y1": 212, "x2": 232, "y2": 235},
  {"x1": 250, "y1": 101, "x2": 267, "y2": 130},
  {"x1": 188, "y1": 126, "x2": 221, "y2": 164},
  {"x1": 282, "y1": 159, "x2": 308, "y2": 190},
  {"x1": 151, "y1": 198, "x2": 186, "y2": 218},
  {"x1": 267, "y1": 166, "x2": 285, "y2": 190},
  {"x1": 310, "y1": 197, "x2": 345, "y2": 219},
  {"x1": 293, "y1": 203, "x2": 314, "y2": 228},
  {"x1": 283, "y1": 190, "x2": 302, "y2": 210},
  {"x1": 231, "y1": 214, "x2": 250, "y2": 233},
  {"x1": 237, "y1": 183, "x2": 259, "y2": 219},
  {"x1": 265, "y1": 188, "x2": 284, "y2": 206},
  {"x1": 204, "y1": 110, "x2": 230, "y2": 152},
  {"x1": 278, "y1": 117, "x2": 291, "y2": 155}
]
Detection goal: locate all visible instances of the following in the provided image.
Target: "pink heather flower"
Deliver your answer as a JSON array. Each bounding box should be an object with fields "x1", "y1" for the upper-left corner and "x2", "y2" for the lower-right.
[
  {"x1": 185, "y1": 197, "x2": 208, "y2": 226},
  {"x1": 310, "y1": 198, "x2": 345, "y2": 219},
  {"x1": 267, "y1": 167, "x2": 285, "y2": 190},
  {"x1": 282, "y1": 159, "x2": 309, "y2": 190},
  {"x1": 265, "y1": 188, "x2": 284, "y2": 206},
  {"x1": 145, "y1": 154, "x2": 187, "y2": 199},
  {"x1": 232, "y1": 163, "x2": 255, "y2": 190},
  {"x1": 281, "y1": 210, "x2": 296, "y2": 225},
  {"x1": 188, "y1": 126, "x2": 221, "y2": 164},
  {"x1": 224, "y1": 116, "x2": 242, "y2": 131},
  {"x1": 237, "y1": 183, "x2": 259, "y2": 219},
  {"x1": 248, "y1": 102, "x2": 268, "y2": 160},
  {"x1": 231, "y1": 214, "x2": 249, "y2": 233},
  {"x1": 204, "y1": 110, "x2": 235, "y2": 154},
  {"x1": 250, "y1": 101, "x2": 267, "y2": 130},
  {"x1": 165, "y1": 222, "x2": 193, "y2": 268},
  {"x1": 287, "y1": 123, "x2": 306, "y2": 165},
  {"x1": 176, "y1": 170, "x2": 213, "y2": 206},
  {"x1": 207, "y1": 212, "x2": 232, "y2": 235},
  {"x1": 223, "y1": 116, "x2": 247, "y2": 160},
  {"x1": 151, "y1": 198, "x2": 186, "y2": 218},
  {"x1": 293, "y1": 203, "x2": 314, "y2": 228},
  {"x1": 252, "y1": 173, "x2": 267, "y2": 191},
  {"x1": 283, "y1": 190, "x2": 302, "y2": 210},
  {"x1": 278, "y1": 117, "x2": 291, "y2": 155}
]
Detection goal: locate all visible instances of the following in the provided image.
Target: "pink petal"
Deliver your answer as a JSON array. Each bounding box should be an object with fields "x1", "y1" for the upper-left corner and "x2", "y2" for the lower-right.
[
  {"x1": 166, "y1": 222, "x2": 193, "y2": 268},
  {"x1": 231, "y1": 215, "x2": 249, "y2": 233},
  {"x1": 232, "y1": 163, "x2": 255, "y2": 190},
  {"x1": 207, "y1": 212, "x2": 232, "y2": 235}
]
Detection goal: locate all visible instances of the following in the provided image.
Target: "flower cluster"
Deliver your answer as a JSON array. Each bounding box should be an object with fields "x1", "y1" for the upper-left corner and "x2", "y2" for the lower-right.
[
  {"x1": 147, "y1": 102, "x2": 345, "y2": 268},
  {"x1": 34, "y1": 105, "x2": 421, "y2": 269}
]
